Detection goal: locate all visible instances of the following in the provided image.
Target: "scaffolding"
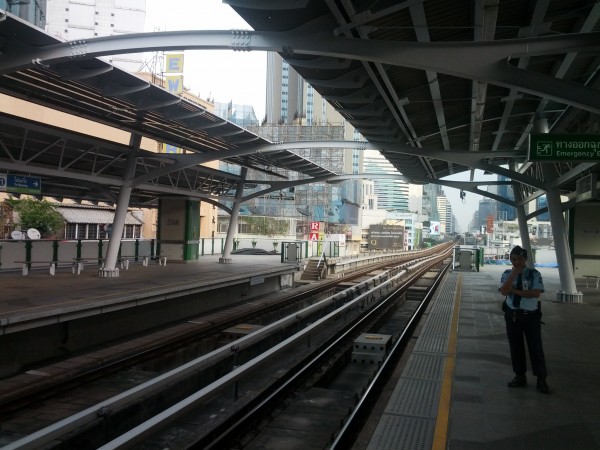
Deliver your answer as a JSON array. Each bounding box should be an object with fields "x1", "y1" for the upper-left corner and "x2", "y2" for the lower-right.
[{"x1": 241, "y1": 124, "x2": 347, "y2": 222}]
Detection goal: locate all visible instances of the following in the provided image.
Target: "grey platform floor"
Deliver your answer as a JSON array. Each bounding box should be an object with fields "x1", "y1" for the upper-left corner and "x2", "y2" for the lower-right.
[
  {"x1": 0, "y1": 254, "x2": 299, "y2": 319},
  {"x1": 450, "y1": 265, "x2": 600, "y2": 450},
  {"x1": 2, "y1": 258, "x2": 599, "y2": 449},
  {"x1": 367, "y1": 265, "x2": 600, "y2": 450}
]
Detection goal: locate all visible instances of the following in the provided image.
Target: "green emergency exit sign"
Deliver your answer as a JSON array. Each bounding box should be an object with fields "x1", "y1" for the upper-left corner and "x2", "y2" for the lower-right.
[{"x1": 529, "y1": 134, "x2": 600, "y2": 161}]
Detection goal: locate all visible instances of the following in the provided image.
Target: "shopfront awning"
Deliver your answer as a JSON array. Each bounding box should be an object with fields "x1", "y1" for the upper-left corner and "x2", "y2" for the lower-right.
[{"x1": 54, "y1": 206, "x2": 143, "y2": 225}]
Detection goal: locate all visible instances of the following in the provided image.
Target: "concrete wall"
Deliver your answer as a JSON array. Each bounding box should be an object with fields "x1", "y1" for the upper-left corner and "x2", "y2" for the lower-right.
[
  {"x1": 573, "y1": 203, "x2": 600, "y2": 277},
  {"x1": 0, "y1": 273, "x2": 282, "y2": 376},
  {"x1": 0, "y1": 239, "x2": 154, "y2": 271}
]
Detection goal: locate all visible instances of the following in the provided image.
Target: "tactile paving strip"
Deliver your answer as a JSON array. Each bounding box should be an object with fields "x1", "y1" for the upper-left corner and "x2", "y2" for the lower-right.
[{"x1": 367, "y1": 272, "x2": 459, "y2": 450}]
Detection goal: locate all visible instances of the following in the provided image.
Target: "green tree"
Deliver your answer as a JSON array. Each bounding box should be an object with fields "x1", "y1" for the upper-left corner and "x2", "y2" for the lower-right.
[
  {"x1": 240, "y1": 216, "x2": 289, "y2": 235},
  {"x1": 6, "y1": 198, "x2": 64, "y2": 237}
]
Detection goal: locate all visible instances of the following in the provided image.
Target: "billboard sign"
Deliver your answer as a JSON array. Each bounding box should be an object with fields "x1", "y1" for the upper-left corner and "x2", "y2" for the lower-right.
[
  {"x1": 429, "y1": 221, "x2": 441, "y2": 236},
  {"x1": 368, "y1": 225, "x2": 404, "y2": 250}
]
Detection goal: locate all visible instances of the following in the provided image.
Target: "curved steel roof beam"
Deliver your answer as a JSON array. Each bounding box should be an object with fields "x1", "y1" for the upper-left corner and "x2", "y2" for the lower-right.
[
  {"x1": 501, "y1": 3, "x2": 600, "y2": 153},
  {"x1": 3, "y1": 27, "x2": 599, "y2": 112},
  {"x1": 225, "y1": 0, "x2": 309, "y2": 9},
  {"x1": 99, "y1": 79, "x2": 151, "y2": 97},
  {"x1": 131, "y1": 96, "x2": 181, "y2": 110},
  {"x1": 284, "y1": 55, "x2": 352, "y2": 69},
  {"x1": 324, "y1": 85, "x2": 379, "y2": 104},
  {"x1": 328, "y1": 0, "x2": 419, "y2": 170},
  {"x1": 51, "y1": 63, "x2": 113, "y2": 80},
  {"x1": 241, "y1": 172, "x2": 517, "y2": 207},
  {"x1": 132, "y1": 139, "x2": 375, "y2": 186},
  {"x1": 305, "y1": 68, "x2": 370, "y2": 88},
  {"x1": 163, "y1": 109, "x2": 206, "y2": 120}
]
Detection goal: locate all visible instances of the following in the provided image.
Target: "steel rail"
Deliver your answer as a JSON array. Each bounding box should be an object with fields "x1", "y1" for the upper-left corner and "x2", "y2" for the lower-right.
[
  {"x1": 97, "y1": 254, "x2": 448, "y2": 448},
  {"x1": 2, "y1": 246, "x2": 454, "y2": 449},
  {"x1": 200, "y1": 250, "x2": 453, "y2": 450},
  {"x1": 95, "y1": 256, "x2": 442, "y2": 448},
  {"x1": 330, "y1": 255, "x2": 452, "y2": 448}
]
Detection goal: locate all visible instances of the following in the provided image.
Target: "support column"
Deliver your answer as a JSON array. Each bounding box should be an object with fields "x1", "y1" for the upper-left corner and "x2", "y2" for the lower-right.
[
  {"x1": 512, "y1": 183, "x2": 534, "y2": 269},
  {"x1": 100, "y1": 134, "x2": 140, "y2": 277},
  {"x1": 220, "y1": 168, "x2": 247, "y2": 264},
  {"x1": 534, "y1": 119, "x2": 581, "y2": 302}
]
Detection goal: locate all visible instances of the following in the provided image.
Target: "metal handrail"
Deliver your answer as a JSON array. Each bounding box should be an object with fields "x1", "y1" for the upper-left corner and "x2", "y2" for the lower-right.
[{"x1": 316, "y1": 249, "x2": 328, "y2": 279}]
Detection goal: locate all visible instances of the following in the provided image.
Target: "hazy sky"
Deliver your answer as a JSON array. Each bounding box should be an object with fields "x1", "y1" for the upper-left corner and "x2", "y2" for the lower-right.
[
  {"x1": 442, "y1": 171, "x2": 500, "y2": 232},
  {"x1": 144, "y1": 0, "x2": 267, "y2": 120},
  {"x1": 143, "y1": 1, "x2": 493, "y2": 232}
]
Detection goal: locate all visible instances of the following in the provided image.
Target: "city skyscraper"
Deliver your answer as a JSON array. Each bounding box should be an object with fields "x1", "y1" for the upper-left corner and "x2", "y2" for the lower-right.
[
  {"x1": 1, "y1": 0, "x2": 47, "y2": 28},
  {"x1": 262, "y1": 52, "x2": 363, "y2": 225},
  {"x1": 497, "y1": 175, "x2": 516, "y2": 221},
  {"x1": 536, "y1": 195, "x2": 550, "y2": 221},
  {"x1": 436, "y1": 192, "x2": 454, "y2": 234},
  {"x1": 363, "y1": 150, "x2": 410, "y2": 212},
  {"x1": 45, "y1": 0, "x2": 145, "y2": 73},
  {"x1": 422, "y1": 183, "x2": 442, "y2": 222},
  {"x1": 478, "y1": 198, "x2": 497, "y2": 231}
]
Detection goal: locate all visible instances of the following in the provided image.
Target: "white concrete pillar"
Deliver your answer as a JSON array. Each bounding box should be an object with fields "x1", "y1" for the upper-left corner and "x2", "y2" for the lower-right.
[
  {"x1": 220, "y1": 168, "x2": 247, "y2": 264},
  {"x1": 534, "y1": 119, "x2": 580, "y2": 301},
  {"x1": 512, "y1": 184, "x2": 534, "y2": 269},
  {"x1": 102, "y1": 134, "x2": 140, "y2": 276}
]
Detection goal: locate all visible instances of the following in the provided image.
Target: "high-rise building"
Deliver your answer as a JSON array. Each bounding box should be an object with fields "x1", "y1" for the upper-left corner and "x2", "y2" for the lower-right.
[
  {"x1": 45, "y1": 0, "x2": 145, "y2": 73},
  {"x1": 478, "y1": 198, "x2": 497, "y2": 231},
  {"x1": 1, "y1": 0, "x2": 47, "y2": 28},
  {"x1": 497, "y1": 175, "x2": 516, "y2": 221},
  {"x1": 536, "y1": 195, "x2": 549, "y2": 221},
  {"x1": 436, "y1": 192, "x2": 453, "y2": 234},
  {"x1": 261, "y1": 52, "x2": 362, "y2": 228},
  {"x1": 214, "y1": 102, "x2": 259, "y2": 128},
  {"x1": 363, "y1": 150, "x2": 410, "y2": 212},
  {"x1": 408, "y1": 184, "x2": 423, "y2": 215},
  {"x1": 422, "y1": 183, "x2": 442, "y2": 222}
]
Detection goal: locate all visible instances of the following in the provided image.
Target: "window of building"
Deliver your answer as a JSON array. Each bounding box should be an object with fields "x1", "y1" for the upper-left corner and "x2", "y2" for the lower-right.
[
  {"x1": 65, "y1": 223, "x2": 77, "y2": 240},
  {"x1": 124, "y1": 224, "x2": 135, "y2": 239},
  {"x1": 87, "y1": 224, "x2": 98, "y2": 239}
]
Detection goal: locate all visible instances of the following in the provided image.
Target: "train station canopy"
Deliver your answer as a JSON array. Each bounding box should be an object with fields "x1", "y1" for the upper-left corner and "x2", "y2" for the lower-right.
[
  {"x1": 0, "y1": 12, "x2": 335, "y2": 207},
  {"x1": 229, "y1": 0, "x2": 600, "y2": 204}
]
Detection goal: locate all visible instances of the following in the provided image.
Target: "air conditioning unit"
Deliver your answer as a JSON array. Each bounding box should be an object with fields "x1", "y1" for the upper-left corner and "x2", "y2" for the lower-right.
[{"x1": 576, "y1": 174, "x2": 598, "y2": 202}]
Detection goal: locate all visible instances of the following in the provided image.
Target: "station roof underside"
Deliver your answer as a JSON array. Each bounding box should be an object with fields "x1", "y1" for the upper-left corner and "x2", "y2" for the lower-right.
[
  {"x1": 0, "y1": 12, "x2": 335, "y2": 207},
  {"x1": 230, "y1": 0, "x2": 600, "y2": 205}
]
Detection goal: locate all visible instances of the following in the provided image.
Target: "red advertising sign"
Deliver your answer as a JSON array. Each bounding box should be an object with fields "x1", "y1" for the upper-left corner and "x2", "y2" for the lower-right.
[
  {"x1": 309, "y1": 232, "x2": 319, "y2": 241},
  {"x1": 310, "y1": 221, "x2": 320, "y2": 231},
  {"x1": 486, "y1": 215, "x2": 494, "y2": 233}
]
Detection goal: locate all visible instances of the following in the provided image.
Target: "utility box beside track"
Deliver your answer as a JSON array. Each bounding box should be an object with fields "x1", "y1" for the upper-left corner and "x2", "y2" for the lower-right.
[{"x1": 352, "y1": 333, "x2": 392, "y2": 365}]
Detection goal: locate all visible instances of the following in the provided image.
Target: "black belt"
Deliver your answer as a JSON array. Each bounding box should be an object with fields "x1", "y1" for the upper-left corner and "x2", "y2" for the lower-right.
[{"x1": 510, "y1": 308, "x2": 538, "y2": 318}]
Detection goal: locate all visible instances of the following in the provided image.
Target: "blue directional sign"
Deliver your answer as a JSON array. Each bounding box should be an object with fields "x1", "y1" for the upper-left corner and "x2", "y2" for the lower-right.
[{"x1": 6, "y1": 174, "x2": 42, "y2": 194}]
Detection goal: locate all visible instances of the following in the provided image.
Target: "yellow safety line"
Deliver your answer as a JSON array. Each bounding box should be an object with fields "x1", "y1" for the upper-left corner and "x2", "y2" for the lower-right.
[{"x1": 432, "y1": 273, "x2": 462, "y2": 450}]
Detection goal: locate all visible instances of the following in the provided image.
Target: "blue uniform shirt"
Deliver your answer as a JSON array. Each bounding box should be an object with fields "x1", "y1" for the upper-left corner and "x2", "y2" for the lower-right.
[{"x1": 500, "y1": 267, "x2": 545, "y2": 311}]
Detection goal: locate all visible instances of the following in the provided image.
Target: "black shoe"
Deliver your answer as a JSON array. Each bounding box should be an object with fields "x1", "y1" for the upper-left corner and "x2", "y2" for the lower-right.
[
  {"x1": 507, "y1": 375, "x2": 527, "y2": 388},
  {"x1": 537, "y1": 378, "x2": 550, "y2": 394}
]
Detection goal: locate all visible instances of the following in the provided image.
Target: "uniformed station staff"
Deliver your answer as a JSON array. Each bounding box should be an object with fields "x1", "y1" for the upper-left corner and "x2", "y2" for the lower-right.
[{"x1": 498, "y1": 245, "x2": 550, "y2": 394}]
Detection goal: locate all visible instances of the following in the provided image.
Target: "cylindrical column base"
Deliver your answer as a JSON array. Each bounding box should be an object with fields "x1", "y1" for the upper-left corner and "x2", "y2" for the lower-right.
[
  {"x1": 98, "y1": 268, "x2": 120, "y2": 278},
  {"x1": 555, "y1": 290, "x2": 583, "y2": 303},
  {"x1": 219, "y1": 257, "x2": 233, "y2": 264}
]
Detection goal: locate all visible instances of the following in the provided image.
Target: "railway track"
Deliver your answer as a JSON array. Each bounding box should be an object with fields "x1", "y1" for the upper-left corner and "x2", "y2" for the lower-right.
[{"x1": 0, "y1": 242, "x2": 455, "y2": 449}]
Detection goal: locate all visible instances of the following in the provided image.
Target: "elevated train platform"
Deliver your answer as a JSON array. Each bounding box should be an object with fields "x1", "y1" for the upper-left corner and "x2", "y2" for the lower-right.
[
  {"x1": 363, "y1": 265, "x2": 600, "y2": 450},
  {"x1": 0, "y1": 254, "x2": 299, "y2": 329},
  {"x1": 1, "y1": 256, "x2": 599, "y2": 449}
]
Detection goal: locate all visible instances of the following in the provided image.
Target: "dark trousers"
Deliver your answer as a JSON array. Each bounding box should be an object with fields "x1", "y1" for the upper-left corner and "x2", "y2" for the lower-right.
[{"x1": 505, "y1": 310, "x2": 547, "y2": 379}]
